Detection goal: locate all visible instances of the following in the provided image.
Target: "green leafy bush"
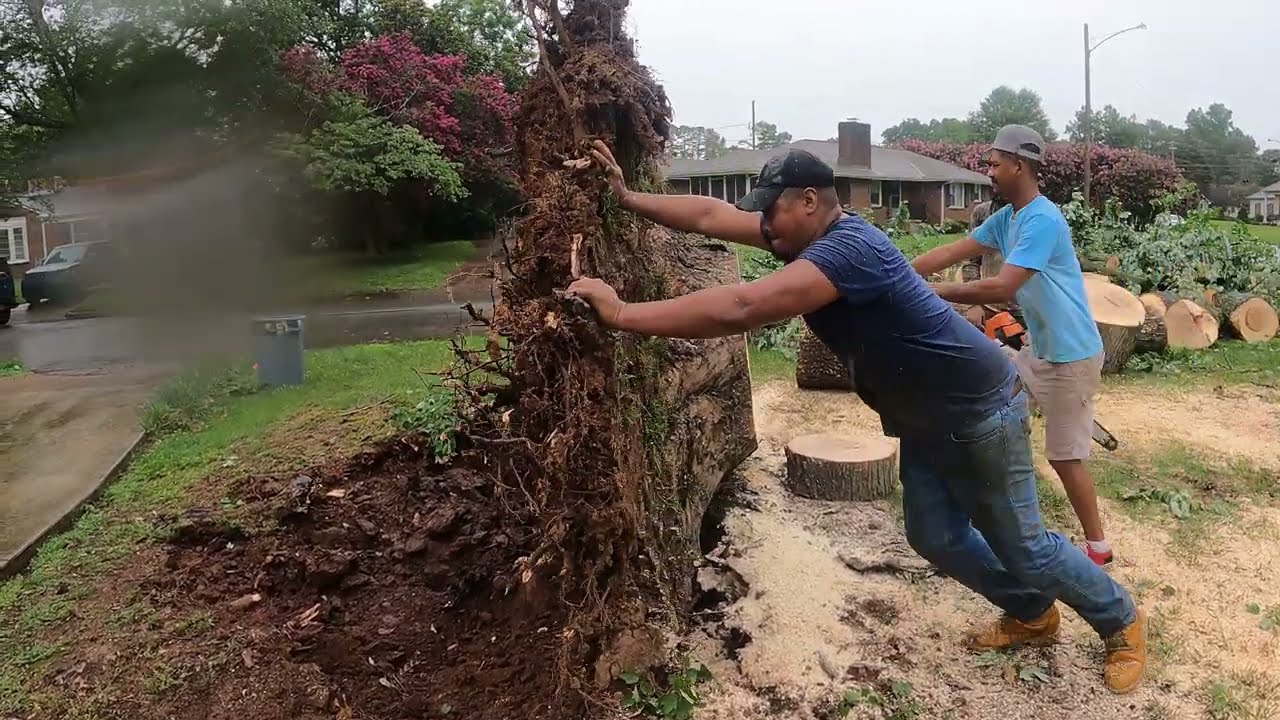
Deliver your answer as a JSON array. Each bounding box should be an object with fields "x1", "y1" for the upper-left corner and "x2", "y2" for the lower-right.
[
  {"x1": 1065, "y1": 188, "x2": 1280, "y2": 302},
  {"x1": 390, "y1": 390, "x2": 458, "y2": 461},
  {"x1": 619, "y1": 661, "x2": 712, "y2": 720}
]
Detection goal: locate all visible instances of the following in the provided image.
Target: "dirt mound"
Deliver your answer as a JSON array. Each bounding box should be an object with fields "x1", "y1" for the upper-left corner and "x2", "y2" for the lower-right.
[{"x1": 146, "y1": 438, "x2": 571, "y2": 720}]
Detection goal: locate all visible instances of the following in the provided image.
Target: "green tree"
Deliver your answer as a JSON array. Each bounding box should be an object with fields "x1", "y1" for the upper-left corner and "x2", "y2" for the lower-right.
[
  {"x1": 968, "y1": 86, "x2": 1058, "y2": 143},
  {"x1": 1177, "y1": 103, "x2": 1261, "y2": 188},
  {"x1": 671, "y1": 125, "x2": 728, "y2": 160},
  {"x1": 1065, "y1": 105, "x2": 1146, "y2": 149},
  {"x1": 741, "y1": 121, "x2": 792, "y2": 150},
  {"x1": 883, "y1": 117, "x2": 974, "y2": 144},
  {"x1": 414, "y1": 0, "x2": 532, "y2": 90}
]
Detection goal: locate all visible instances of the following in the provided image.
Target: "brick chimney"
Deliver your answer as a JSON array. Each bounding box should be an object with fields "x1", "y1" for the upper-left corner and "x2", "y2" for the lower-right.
[{"x1": 837, "y1": 121, "x2": 871, "y2": 168}]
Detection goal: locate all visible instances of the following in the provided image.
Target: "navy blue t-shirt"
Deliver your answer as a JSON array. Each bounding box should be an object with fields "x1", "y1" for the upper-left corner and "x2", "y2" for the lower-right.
[{"x1": 796, "y1": 213, "x2": 1016, "y2": 437}]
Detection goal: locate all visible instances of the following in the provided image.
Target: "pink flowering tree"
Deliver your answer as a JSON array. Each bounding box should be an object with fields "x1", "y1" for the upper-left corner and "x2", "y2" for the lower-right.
[{"x1": 280, "y1": 33, "x2": 517, "y2": 249}]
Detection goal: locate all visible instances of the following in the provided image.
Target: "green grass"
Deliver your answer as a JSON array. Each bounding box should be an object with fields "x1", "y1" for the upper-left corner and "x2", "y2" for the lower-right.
[
  {"x1": 283, "y1": 240, "x2": 476, "y2": 299},
  {"x1": 892, "y1": 232, "x2": 964, "y2": 260},
  {"x1": 1117, "y1": 338, "x2": 1280, "y2": 389},
  {"x1": 0, "y1": 359, "x2": 22, "y2": 378},
  {"x1": 1212, "y1": 220, "x2": 1280, "y2": 245},
  {"x1": 0, "y1": 339, "x2": 459, "y2": 713},
  {"x1": 1087, "y1": 441, "x2": 1276, "y2": 560},
  {"x1": 748, "y1": 347, "x2": 795, "y2": 384}
]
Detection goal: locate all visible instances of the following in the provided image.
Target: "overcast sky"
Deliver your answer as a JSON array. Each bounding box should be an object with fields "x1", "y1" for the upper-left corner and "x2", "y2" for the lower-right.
[{"x1": 627, "y1": 0, "x2": 1276, "y2": 149}]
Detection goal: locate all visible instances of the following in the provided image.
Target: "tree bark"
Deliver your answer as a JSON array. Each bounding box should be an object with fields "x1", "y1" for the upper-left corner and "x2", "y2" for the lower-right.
[
  {"x1": 1135, "y1": 306, "x2": 1168, "y2": 354},
  {"x1": 1085, "y1": 280, "x2": 1145, "y2": 373},
  {"x1": 784, "y1": 433, "x2": 898, "y2": 501},
  {"x1": 795, "y1": 327, "x2": 851, "y2": 391},
  {"x1": 1139, "y1": 293, "x2": 1167, "y2": 319}
]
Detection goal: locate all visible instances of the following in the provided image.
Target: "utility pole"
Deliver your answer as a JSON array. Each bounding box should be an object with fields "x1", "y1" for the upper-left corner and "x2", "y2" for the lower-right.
[
  {"x1": 1083, "y1": 21, "x2": 1146, "y2": 206},
  {"x1": 1083, "y1": 24, "x2": 1091, "y2": 205},
  {"x1": 751, "y1": 100, "x2": 757, "y2": 150}
]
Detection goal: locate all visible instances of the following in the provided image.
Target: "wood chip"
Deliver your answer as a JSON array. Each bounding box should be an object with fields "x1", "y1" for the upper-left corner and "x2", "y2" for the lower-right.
[
  {"x1": 229, "y1": 593, "x2": 262, "y2": 611},
  {"x1": 325, "y1": 488, "x2": 348, "y2": 499},
  {"x1": 241, "y1": 649, "x2": 255, "y2": 668}
]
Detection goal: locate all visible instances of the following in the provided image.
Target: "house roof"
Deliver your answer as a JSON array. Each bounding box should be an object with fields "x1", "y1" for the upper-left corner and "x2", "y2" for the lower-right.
[
  {"x1": 19, "y1": 185, "x2": 116, "y2": 221},
  {"x1": 663, "y1": 139, "x2": 991, "y2": 185}
]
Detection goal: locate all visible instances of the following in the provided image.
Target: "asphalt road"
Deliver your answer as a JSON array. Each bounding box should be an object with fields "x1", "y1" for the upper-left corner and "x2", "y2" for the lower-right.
[{"x1": 0, "y1": 301, "x2": 490, "y2": 373}]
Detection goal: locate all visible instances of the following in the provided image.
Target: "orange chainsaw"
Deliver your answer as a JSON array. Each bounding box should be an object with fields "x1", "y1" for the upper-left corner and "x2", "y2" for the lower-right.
[{"x1": 980, "y1": 306, "x2": 1119, "y2": 452}]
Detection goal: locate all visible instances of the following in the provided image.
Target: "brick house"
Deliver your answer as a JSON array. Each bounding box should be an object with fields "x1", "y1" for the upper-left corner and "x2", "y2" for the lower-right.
[{"x1": 662, "y1": 121, "x2": 991, "y2": 225}]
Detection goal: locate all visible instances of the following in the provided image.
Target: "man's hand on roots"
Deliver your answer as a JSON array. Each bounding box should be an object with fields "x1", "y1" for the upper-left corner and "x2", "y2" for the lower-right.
[
  {"x1": 590, "y1": 140, "x2": 629, "y2": 202},
  {"x1": 566, "y1": 277, "x2": 625, "y2": 329}
]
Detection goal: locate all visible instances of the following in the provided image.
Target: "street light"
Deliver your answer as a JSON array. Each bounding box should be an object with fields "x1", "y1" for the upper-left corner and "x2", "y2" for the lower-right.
[{"x1": 1083, "y1": 22, "x2": 1147, "y2": 205}]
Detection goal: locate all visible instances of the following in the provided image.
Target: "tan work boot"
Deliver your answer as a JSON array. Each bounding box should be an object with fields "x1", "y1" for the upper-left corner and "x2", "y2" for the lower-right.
[
  {"x1": 968, "y1": 605, "x2": 1060, "y2": 650},
  {"x1": 1104, "y1": 609, "x2": 1147, "y2": 694}
]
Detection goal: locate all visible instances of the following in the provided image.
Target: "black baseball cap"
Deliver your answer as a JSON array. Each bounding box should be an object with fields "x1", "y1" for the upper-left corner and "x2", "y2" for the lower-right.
[{"x1": 735, "y1": 149, "x2": 836, "y2": 213}]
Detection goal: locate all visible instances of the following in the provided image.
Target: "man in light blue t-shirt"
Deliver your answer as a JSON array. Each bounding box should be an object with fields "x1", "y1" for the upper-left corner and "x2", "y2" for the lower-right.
[{"x1": 912, "y1": 125, "x2": 1115, "y2": 569}]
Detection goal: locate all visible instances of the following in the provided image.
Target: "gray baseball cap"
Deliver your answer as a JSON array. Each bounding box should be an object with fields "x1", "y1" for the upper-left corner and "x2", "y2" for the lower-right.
[{"x1": 988, "y1": 125, "x2": 1045, "y2": 163}]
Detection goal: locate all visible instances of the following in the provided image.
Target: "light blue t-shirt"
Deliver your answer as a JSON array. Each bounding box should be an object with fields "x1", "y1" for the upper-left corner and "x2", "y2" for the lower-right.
[{"x1": 972, "y1": 196, "x2": 1103, "y2": 363}]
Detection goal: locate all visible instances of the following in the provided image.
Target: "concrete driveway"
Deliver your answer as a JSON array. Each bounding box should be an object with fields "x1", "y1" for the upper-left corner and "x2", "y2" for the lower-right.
[{"x1": 0, "y1": 368, "x2": 159, "y2": 569}]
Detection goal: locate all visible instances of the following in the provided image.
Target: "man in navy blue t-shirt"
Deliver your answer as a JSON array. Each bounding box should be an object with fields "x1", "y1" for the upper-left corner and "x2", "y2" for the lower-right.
[{"x1": 566, "y1": 142, "x2": 1144, "y2": 693}]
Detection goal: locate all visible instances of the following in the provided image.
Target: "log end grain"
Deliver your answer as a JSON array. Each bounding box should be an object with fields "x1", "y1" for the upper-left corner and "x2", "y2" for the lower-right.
[
  {"x1": 784, "y1": 433, "x2": 898, "y2": 502},
  {"x1": 1164, "y1": 299, "x2": 1220, "y2": 350}
]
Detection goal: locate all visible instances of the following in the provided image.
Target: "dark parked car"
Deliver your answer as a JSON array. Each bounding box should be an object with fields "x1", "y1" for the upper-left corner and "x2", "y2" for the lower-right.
[
  {"x1": 20, "y1": 241, "x2": 117, "y2": 305},
  {"x1": 1, "y1": 258, "x2": 16, "y2": 325}
]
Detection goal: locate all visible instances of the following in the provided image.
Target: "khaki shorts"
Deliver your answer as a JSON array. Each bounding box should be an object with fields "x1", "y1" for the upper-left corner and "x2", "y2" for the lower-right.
[{"x1": 1007, "y1": 346, "x2": 1104, "y2": 462}]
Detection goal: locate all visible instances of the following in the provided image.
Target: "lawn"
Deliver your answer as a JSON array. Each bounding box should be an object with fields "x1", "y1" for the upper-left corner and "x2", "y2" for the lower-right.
[
  {"x1": 1211, "y1": 220, "x2": 1280, "y2": 245},
  {"x1": 281, "y1": 240, "x2": 477, "y2": 300}
]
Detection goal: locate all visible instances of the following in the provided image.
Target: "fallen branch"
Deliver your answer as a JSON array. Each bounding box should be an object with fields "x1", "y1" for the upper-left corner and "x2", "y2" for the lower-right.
[{"x1": 839, "y1": 552, "x2": 933, "y2": 579}]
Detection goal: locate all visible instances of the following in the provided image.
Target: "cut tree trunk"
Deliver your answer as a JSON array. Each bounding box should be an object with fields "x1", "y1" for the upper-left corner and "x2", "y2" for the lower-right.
[
  {"x1": 1082, "y1": 272, "x2": 1113, "y2": 284},
  {"x1": 1139, "y1": 293, "x2": 1168, "y2": 319},
  {"x1": 795, "y1": 327, "x2": 852, "y2": 391},
  {"x1": 1164, "y1": 299, "x2": 1220, "y2": 350},
  {"x1": 1214, "y1": 292, "x2": 1279, "y2": 343},
  {"x1": 784, "y1": 433, "x2": 898, "y2": 501},
  {"x1": 1136, "y1": 305, "x2": 1168, "y2": 354},
  {"x1": 1084, "y1": 279, "x2": 1146, "y2": 373}
]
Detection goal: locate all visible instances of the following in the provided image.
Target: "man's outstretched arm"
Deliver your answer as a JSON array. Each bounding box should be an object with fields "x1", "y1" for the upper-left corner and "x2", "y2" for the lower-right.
[
  {"x1": 566, "y1": 260, "x2": 839, "y2": 339},
  {"x1": 592, "y1": 141, "x2": 768, "y2": 250},
  {"x1": 911, "y1": 235, "x2": 989, "y2": 277},
  {"x1": 933, "y1": 263, "x2": 1035, "y2": 305}
]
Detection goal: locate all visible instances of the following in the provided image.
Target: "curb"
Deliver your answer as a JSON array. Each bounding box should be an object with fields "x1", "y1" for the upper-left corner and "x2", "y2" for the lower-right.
[{"x1": 0, "y1": 431, "x2": 147, "y2": 581}]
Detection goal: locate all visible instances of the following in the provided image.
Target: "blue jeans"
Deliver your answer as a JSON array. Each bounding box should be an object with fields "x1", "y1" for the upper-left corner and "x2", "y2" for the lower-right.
[{"x1": 899, "y1": 391, "x2": 1136, "y2": 637}]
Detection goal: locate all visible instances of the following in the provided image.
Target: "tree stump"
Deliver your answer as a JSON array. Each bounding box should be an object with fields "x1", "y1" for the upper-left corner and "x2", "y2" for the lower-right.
[
  {"x1": 1164, "y1": 299, "x2": 1220, "y2": 350},
  {"x1": 1215, "y1": 292, "x2": 1279, "y2": 343},
  {"x1": 1084, "y1": 279, "x2": 1146, "y2": 373},
  {"x1": 784, "y1": 433, "x2": 897, "y2": 501},
  {"x1": 795, "y1": 327, "x2": 852, "y2": 391}
]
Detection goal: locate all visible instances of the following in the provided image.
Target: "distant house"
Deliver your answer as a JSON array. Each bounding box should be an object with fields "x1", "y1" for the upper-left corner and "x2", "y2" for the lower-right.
[
  {"x1": 662, "y1": 121, "x2": 991, "y2": 226},
  {"x1": 1246, "y1": 181, "x2": 1280, "y2": 223},
  {"x1": 0, "y1": 179, "x2": 115, "y2": 278}
]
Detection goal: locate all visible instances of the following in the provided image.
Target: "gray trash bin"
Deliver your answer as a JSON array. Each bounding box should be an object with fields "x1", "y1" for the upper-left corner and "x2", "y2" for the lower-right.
[{"x1": 252, "y1": 315, "x2": 305, "y2": 387}]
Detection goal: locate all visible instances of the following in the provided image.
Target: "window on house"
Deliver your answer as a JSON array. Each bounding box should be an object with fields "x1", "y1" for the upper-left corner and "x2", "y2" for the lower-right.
[
  {"x1": 0, "y1": 220, "x2": 28, "y2": 265},
  {"x1": 710, "y1": 176, "x2": 725, "y2": 201},
  {"x1": 966, "y1": 184, "x2": 989, "y2": 205},
  {"x1": 869, "y1": 181, "x2": 883, "y2": 207},
  {"x1": 947, "y1": 183, "x2": 966, "y2": 209}
]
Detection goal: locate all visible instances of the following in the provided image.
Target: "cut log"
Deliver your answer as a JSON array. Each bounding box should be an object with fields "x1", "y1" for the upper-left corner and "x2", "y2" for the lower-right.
[
  {"x1": 1216, "y1": 292, "x2": 1279, "y2": 343},
  {"x1": 795, "y1": 327, "x2": 852, "y2": 391},
  {"x1": 1164, "y1": 299, "x2": 1220, "y2": 350},
  {"x1": 1139, "y1": 293, "x2": 1168, "y2": 319},
  {"x1": 1136, "y1": 306, "x2": 1168, "y2": 354},
  {"x1": 784, "y1": 433, "x2": 898, "y2": 501},
  {"x1": 1082, "y1": 272, "x2": 1113, "y2": 284},
  {"x1": 1084, "y1": 279, "x2": 1146, "y2": 373}
]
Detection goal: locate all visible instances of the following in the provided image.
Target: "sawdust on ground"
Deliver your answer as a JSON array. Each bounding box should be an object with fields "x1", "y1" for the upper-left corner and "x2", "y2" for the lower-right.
[{"x1": 688, "y1": 379, "x2": 1280, "y2": 720}]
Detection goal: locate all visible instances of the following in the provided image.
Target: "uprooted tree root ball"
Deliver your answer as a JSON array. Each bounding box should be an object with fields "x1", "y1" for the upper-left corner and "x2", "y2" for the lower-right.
[{"x1": 31, "y1": 2, "x2": 756, "y2": 719}]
